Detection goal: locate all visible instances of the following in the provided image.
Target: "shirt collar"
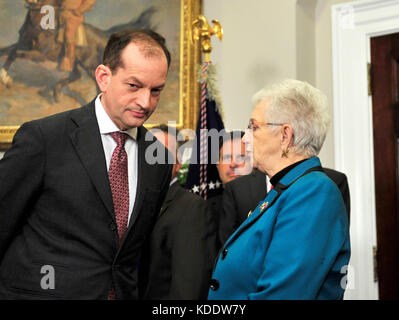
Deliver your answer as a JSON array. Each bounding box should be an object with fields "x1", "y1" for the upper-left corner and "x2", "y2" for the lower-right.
[
  {"x1": 95, "y1": 94, "x2": 138, "y2": 140},
  {"x1": 169, "y1": 177, "x2": 178, "y2": 187}
]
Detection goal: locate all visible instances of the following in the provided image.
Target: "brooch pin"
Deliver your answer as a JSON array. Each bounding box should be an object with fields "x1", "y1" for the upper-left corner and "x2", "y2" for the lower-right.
[
  {"x1": 259, "y1": 201, "x2": 269, "y2": 213},
  {"x1": 248, "y1": 201, "x2": 269, "y2": 218}
]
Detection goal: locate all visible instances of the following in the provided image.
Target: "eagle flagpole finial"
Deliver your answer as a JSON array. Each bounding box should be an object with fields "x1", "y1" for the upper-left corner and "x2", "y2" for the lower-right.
[{"x1": 192, "y1": 15, "x2": 223, "y2": 62}]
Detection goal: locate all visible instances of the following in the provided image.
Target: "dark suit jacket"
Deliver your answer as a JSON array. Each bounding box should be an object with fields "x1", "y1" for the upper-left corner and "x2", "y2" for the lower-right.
[
  {"x1": 139, "y1": 182, "x2": 217, "y2": 300},
  {"x1": 220, "y1": 168, "x2": 350, "y2": 245},
  {"x1": 0, "y1": 100, "x2": 172, "y2": 299},
  {"x1": 207, "y1": 193, "x2": 223, "y2": 248}
]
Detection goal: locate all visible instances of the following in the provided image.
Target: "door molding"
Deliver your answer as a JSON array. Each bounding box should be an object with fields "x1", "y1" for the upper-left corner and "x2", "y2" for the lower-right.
[{"x1": 332, "y1": 0, "x2": 399, "y2": 300}]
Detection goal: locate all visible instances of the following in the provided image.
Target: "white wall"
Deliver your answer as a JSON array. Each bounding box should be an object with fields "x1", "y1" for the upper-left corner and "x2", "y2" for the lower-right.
[
  {"x1": 204, "y1": 0, "x2": 356, "y2": 169},
  {"x1": 203, "y1": 0, "x2": 297, "y2": 130}
]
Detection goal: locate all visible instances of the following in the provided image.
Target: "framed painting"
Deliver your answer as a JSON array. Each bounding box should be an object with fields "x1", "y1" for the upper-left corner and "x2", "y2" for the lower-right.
[{"x1": 0, "y1": 0, "x2": 202, "y2": 150}]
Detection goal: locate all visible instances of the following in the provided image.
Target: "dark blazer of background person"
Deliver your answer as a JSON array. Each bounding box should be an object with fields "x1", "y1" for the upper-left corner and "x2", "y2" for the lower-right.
[
  {"x1": 220, "y1": 168, "x2": 350, "y2": 246},
  {"x1": 139, "y1": 181, "x2": 218, "y2": 300},
  {"x1": 210, "y1": 131, "x2": 252, "y2": 249},
  {"x1": 0, "y1": 101, "x2": 171, "y2": 299}
]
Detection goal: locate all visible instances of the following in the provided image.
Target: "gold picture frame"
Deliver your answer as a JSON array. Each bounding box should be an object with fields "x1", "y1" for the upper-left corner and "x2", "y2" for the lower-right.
[{"x1": 0, "y1": 0, "x2": 202, "y2": 150}]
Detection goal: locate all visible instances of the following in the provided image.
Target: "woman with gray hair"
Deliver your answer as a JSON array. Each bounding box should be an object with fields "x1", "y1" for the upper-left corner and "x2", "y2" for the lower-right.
[{"x1": 208, "y1": 79, "x2": 350, "y2": 300}]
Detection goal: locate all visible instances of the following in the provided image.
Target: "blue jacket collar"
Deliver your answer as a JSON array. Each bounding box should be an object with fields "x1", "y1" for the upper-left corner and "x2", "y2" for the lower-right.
[{"x1": 279, "y1": 157, "x2": 321, "y2": 186}]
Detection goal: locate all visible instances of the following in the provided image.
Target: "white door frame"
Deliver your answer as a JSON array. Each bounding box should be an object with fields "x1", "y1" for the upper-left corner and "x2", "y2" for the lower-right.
[{"x1": 332, "y1": 0, "x2": 399, "y2": 300}]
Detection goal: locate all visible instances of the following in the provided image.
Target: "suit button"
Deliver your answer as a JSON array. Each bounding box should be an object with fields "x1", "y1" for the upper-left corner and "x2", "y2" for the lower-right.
[
  {"x1": 209, "y1": 279, "x2": 219, "y2": 291},
  {"x1": 221, "y1": 248, "x2": 228, "y2": 259},
  {"x1": 109, "y1": 222, "x2": 117, "y2": 231}
]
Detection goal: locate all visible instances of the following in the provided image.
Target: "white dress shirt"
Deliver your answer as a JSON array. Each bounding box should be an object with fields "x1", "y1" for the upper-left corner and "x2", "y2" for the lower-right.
[
  {"x1": 266, "y1": 175, "x2": 272, "y2": 192},
  {"x1": 95, "y1": 94, "x2": 138, "y2": 225}
]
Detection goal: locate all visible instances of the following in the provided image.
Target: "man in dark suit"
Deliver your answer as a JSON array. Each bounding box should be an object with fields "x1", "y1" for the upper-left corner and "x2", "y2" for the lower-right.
[
  {"x1": 0, "y1": 29, "x2": 172, "y2": 299},
  {"x1": 208, "y1": 131, "x2": 252, "y2": 248},
  {"x1": 139, "y1": 125, "x2": 217, "y2": 299},
  {"x1": 220, "y1": 168, "x2": 351, "y2": 245}
]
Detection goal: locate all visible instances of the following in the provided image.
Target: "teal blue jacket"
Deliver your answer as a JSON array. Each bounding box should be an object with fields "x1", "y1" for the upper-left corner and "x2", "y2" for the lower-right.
[{"x1": 208, "y1": 157, "x2": 350, "y2": 300}]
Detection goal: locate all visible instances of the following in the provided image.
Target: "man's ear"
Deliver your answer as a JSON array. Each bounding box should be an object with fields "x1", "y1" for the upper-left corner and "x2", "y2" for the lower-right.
[{"x1": 95, "y1": 64, "x2": 112, "y2": 93}]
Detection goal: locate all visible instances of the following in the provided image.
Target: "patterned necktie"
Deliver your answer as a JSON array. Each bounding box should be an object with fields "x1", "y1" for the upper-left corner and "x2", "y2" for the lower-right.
[
  {"x1": 108, "y1": 132, "x2": 129, "y2": 244},
  {"x1": 108, "y1": 132, "x2": 129, "y2": 300}
]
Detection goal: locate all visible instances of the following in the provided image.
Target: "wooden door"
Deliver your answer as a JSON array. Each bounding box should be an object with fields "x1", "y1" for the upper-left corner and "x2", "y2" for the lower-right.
[{"x1": 370, "y1": 32, "x2": 399, "y2": 299}]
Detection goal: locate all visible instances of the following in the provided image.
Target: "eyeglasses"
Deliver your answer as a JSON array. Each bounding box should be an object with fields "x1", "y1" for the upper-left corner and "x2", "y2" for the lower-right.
[{"x1": 247, "y1": 119, "x2": 284, "y2": 131}]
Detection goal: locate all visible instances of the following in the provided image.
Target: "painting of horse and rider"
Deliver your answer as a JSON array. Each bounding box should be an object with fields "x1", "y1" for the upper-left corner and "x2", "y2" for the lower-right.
[{"x1": 0, "y1": 0, "x2": 183, "y2": 130}]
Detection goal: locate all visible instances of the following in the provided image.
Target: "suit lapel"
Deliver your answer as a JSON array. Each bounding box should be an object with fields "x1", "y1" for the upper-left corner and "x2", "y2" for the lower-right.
[
  {"x1": 159, "y1": 182, "x2": 180, "y2": 217},
  {"x1": 250, "y1": 170, "x2": 268, "y2": 202},
  {"x1": 69, "y1": 101, "x2": 115, "y2": 221},
  {"x1": 223, "y1": 157, "x2": 322, "y2": 248},
  {"x1": 224, "y1": 188, "x2": 280, "y2": 248}
]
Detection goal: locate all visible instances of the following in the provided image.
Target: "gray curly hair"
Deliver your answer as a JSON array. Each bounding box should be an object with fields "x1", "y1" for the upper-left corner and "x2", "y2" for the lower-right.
[{"x1": 252, "y1": 79, "x2": 330, "y2": 157}]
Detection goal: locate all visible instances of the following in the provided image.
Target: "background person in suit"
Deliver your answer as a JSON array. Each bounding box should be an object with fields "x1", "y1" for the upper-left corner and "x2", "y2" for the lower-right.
[
  {"x1": 208, "y1": 131, "x2": 252, "y2": 248},
  {"x1": 139, "y1": 124, "x2": 217, "y2": 300},
  {"x1": 208, "y1": 79, "x2": 350, "y2": 300},
  {"x1": 220, "y1": 167, "x2": 350, "y2": 245},
  {"x1": 0, "y1": 29, "x2": 172, "y2": 299}
]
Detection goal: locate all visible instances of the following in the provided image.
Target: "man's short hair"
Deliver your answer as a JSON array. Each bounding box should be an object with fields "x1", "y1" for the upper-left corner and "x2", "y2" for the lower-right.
[
  {"x1": 218, "y1": 131, "x2": 245, "y2": 153},
  {"x1": 103, "y1": 28, "x2": 171, "y2": 73},
  {"x1": 150, "y1": 124, "x2": 182, "y2": 148}
]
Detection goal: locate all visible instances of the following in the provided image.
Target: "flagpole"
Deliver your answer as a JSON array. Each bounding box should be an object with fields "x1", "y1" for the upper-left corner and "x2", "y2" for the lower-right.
[
  {"x1": 199, "y1": 61, "x2": 208, "y2": 198},
  {"x1": 191, "y1": 15, "x2": 223, "y2": 199}
]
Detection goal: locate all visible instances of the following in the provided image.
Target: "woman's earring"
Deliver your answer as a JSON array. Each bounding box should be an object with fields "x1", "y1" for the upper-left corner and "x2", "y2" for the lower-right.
[{"x1": 281, "y1": 148, "x2": 289, "y2": 158}]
